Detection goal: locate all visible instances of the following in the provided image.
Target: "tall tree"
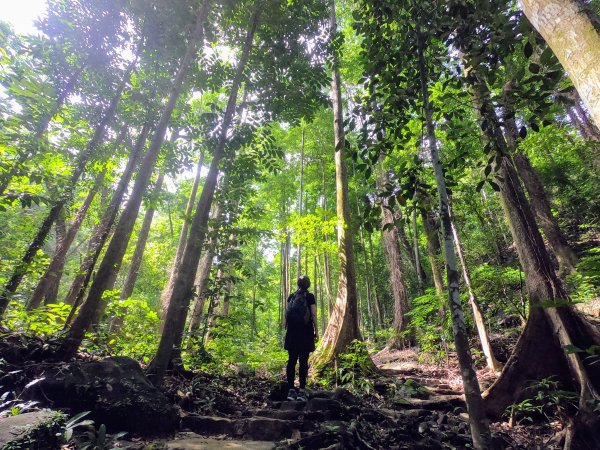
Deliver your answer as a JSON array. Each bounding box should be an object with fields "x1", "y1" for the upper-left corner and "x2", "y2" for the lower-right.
[{"x1": 312, "y1": 0, "x2": 362, "y2": 370}]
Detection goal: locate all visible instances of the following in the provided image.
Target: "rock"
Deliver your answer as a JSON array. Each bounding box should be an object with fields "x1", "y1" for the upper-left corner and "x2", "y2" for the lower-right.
[
  {"x1": 182, "y1": 416, "x2": 236, "y2": 436},
  {"x1": 417, "y1": 422, "x2": 428, "y2": 434},
  {"x1": 331, "y1": 388, "x2": 360, "y2": 405},
  {"x1": 306, "y1": 398, "x2": 346, "y2": 420},
  {"x1": 166, "y1": 435, "x2": 275, "y2": 449},
  {"x1": 268, "y1": 382, "x2": 289, "y2": 402},
  {"x1": 0, "y1": 410, "x2": 65, "y2": 449},
  {"x1": 402, "y1": 394, "x2": 465, "y2": 411},
  {"x1": 396, "y1": 408, "x2": 429, "y2": 418},
  {"x1": 26, "y1": 356, "x2": 178, "y2": 435},
  {"x1": 255, "y1": 409, "x2": 305, "y2": 421},
  {"x1": 453, "y1": 406, "x2": 467, "y2": 415},
  {"x1": 244, "y1": 417, "x2": 297, "y2": 441},
  {"x1": 436, "y1": 414, "x2": 448, "y2": 425},
  {"x1": 280, "y1": 401, "x2": 306, "y2": 411}
]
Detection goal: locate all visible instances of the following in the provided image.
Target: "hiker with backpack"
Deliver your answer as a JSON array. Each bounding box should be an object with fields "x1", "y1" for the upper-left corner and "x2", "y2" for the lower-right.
[{"x1": 284, "y1": 275, "x2": 318, "y2": 401}]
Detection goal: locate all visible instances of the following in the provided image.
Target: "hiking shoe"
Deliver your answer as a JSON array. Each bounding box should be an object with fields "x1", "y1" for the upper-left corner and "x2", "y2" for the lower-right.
[
  {"x1": 296, "y1": 389, "x2": 307, "y2": 401},
  {"x1": 286, "y1": 389, "x2": 297, "y2": 401}
]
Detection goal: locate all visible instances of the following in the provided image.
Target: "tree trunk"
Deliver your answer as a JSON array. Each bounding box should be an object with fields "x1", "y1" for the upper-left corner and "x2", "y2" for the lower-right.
[
  {"x1": 417, "y1": 30, "x2": 491, "y2": 448},
  {"x1": 62, "y1": 123, "x2": 149, "y2": 309},
  {"x1": 450, "y1": 211, "x2": 502, "y2": 372},
  {"x1": 120, "y1": 173, "x2": 164, "y2": 301},
  {"x1": 513, "y1": 151, "x2": 578, "y2": 275},
  {"x1": 161, "y1": 149, "x2": 205, "y2": 314},
  {"x1": 311, "y1": 0, "x2": 362, "y2": 371},
  {"x1": 366, "y1": 232, "x2": 384, "y2": 326},
  {"x1": 501, "y1": 88, "x2": 579, "y2": 275},
  {"x1": 377, "y1": 165, "x2": 412, "y2": 349},
  {"x1": 421, "y1": 209, "x2": 444, "y2": 295},
  {"x1": 297, "y1": 128, "x2": 304, "y2": 277},
  {"x1": 147, "y1": 4, "x2": 260, "y2": 384},
  {"x1": 520, "y1": 0, "x2": 600, "y2": 126},
  {"x1": 0, "y1": 67, "x2": 131, "y2": 320},
  {"x1": 412, "y1": 209, "x2": 426, "y2": 295},
  {"x1": 469, "y1": 72, "x2": 600, "y2": 445},
  {"x1": 58, "y1": 3, "x2": 210, "y2": 358},
  {"x1": 26, "y1": 170, "x2": 106, "y2": 310}
]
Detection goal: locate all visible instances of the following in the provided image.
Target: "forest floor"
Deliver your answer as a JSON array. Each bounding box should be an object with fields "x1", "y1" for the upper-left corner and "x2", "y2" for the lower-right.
[{"x1": 0, "y1": 332, "x2": 575, "y2": 449}]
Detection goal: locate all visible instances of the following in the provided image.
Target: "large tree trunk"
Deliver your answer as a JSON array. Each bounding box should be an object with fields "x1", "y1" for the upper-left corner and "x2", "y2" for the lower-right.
[
  {"x1": 0, "y1": 67, "x2": 131, "y2": 320},
  {"x1": 470, "y1": 74, "x2": 600, "y2": 446},
  {"x1": 62, "y1": 124, "x2": 149, "y2": 310},
  {"x1": 297, "y1": 128, "x2": 304, "y2": 277},
  {"x1": 26, "y1": 169, "x2": 106, "y2": 310},
  {"x1": 377, "y1": 165, "x2": 412, "y2": 349},
  {"x1": 416, "y1": 30, "x2": 491, "y2": 449},
  {"x1": 58, "y1": 3, "x2": 210, "y2": 358},
  {"x1": 160, "y1": 150, "x2": 205, "y2": 315},
  {"x1": 311, "y1": 0, "x2": 362, "y2": 370},
  {"x1": 450, "y1": 211, "x2": 502, "y2": 372},
  {"x1": 366, "y1": 232, "x2": 384, "y2": 326},
  {"x1": 147, "y1": 5, "x2": 260, "y2": 384},
  {"x1": 501, "y1": 88, "x2": 579, "y2": 275},
  {"x1": 520, "y1": 0, "x2": 600, "y2": 126}
]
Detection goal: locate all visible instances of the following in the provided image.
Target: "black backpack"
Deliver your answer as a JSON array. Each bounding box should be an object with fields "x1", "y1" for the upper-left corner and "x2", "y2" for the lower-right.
[{"x1": 285, "y1": 289, "x2": 311, "y2": 327}]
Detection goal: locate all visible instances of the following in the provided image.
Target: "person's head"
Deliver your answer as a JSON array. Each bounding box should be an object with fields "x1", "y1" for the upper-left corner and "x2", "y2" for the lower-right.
[{"x1": 297, "y1": 275, "x2": 310, "y2": 290}]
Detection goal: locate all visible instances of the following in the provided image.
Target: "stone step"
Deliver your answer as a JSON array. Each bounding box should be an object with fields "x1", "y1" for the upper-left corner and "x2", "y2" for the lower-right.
[
  {"x1": 182, "y1": 415, "x2": 300, "y2": 441},
  {"x1": 0, "y1": 410, "x2": 64, "y2": 448},
  {"x1": 397, "y1": 394, "x2": 465, "y2": 411},
  {"x1": 165, "y1": 433, "x2": 275, "y2": 450}
]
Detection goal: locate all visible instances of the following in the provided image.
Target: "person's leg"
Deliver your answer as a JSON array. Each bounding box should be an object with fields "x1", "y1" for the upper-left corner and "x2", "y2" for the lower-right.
[
  {"x1": 298, "y1": 351, "x2": 310, "y2": 389},
  {"x1": 286, "y1": 349, "x2": 299, "y2": 390}
]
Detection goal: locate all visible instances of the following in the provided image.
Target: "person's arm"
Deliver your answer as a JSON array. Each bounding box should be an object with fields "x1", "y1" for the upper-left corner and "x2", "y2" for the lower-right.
[{"x1": 310, "y1": 304, "x2": 318, "y2": 341}]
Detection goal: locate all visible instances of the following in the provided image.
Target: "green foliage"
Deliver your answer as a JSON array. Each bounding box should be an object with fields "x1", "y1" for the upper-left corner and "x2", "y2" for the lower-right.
[
  {"x1": 504, "y1": 377, "x2": 578, "y2": 425},
  {"x1": 4, "y1": 302, "x2": 70, "y2": 336},
  {"x1": 565, "y1": 248, "x2": 600, "y2": 304},
  {"x1": 406, "y1": 290, "x2": 450, "y2": 358},
  {"x1": 333, "y1": 340, "x2": 375, "y2": 394},
  {"x1": 62, "y1": 411, "x2": 127, "y2": 450},
  {"x1": 93, "y1": 297, "x2": 159, "y2": 362}
]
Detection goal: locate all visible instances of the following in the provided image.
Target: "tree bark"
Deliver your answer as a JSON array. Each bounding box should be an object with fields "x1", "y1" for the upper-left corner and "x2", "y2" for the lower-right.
[
  {"x1": 147, "y1": 4, "x2": 260, "y2": 384},
  {"x1": 0, "y1": 66, "x2": 131, "y2": 320},
  {"x1": 421, "y1": 209, "x2": 444, "y2": 295},
  {"x1": 519, "y1": 0, "x2": 600, "y2": 126},
  {"x1": 26, "y1": 169, "x2": 106, "y2": 310},
  {"x1": 311, "y1": 0, "x2": 362, "y2": 370},
  {"x1": 412, "y1": 209, "x2": 426, "y2": 295},
  {"x1": 417, "y1": 30, "x2": 491, "y2": 448},
  {"x1": 58, "y1": 2, "x2": 210, "y2": 358}
]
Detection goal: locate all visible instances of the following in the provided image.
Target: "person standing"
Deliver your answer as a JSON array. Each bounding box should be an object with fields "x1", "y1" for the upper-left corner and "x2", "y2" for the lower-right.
[{"x1": 284, "y1": 275, "x2": 318, "y2": 401}]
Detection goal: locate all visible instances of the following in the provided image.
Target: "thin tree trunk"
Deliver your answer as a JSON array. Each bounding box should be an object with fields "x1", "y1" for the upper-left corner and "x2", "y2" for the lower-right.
[
  {"x1": 520, "y1": 0, "x2": 600, "y2": 126},
  {"x1": 297, "y1": 127, "x2": 304, "y2": 277},
  {"x1": 120, "y1": 173, "x2": 164, "y2": 301},
  {"x1": 27, "y1": 170, "x2": 106, "y2": 310},
  {"x1": 377, "y1": 164, "x2": 412, "y2": 349},
  {"x1": 450, "y1": 210, "x2": 502, "y2": 372},
  {"x1": 161, "y1": 149, "x2": 205, "y2": 313},
  {"x1": 366, "y1": 232, "x2": 383, "y2": 326},
  {"x1": 0, "y1": 68, "x2": 131, "y2": 320},
  {"x1": 312, "y1": 0, "x2": 362, "y2": 370},
  {"x1": 421, "y1": 209, "x2": 444, "y2": 295},
  {"x1": 412, "y1": 209, "x2": 425, "y2": 295},
  {"x1": 417, "y1": 30, "x2": 491, "y2": 448},
  {"x1": 59, "y1": 3, "x2": 210, "y2": 358},
  {"x1": 62, "y1": 123, "x2": 148, "y2": 309},
  {"x1": 147, "y1": 5, "x2": 260, "y2": 383}
]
